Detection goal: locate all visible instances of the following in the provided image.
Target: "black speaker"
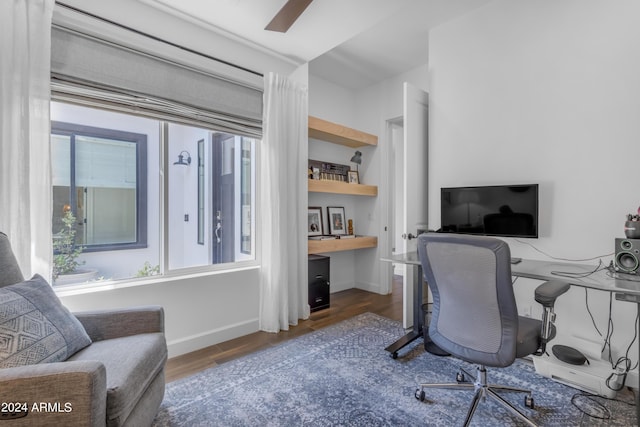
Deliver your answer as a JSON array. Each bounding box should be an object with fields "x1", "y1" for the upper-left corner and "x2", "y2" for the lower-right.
[
  {"x1": 308, "y1": 255, "x2": 330, "y2": 312},
  {"x1": 614, "y1": 238, "x2": 640, "y2": 274}
]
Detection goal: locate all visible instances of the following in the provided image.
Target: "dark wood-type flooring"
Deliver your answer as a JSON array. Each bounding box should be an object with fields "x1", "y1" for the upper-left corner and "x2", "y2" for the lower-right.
[{"x1": 166, "y1": 277, "x2": 403, "y2": 383}]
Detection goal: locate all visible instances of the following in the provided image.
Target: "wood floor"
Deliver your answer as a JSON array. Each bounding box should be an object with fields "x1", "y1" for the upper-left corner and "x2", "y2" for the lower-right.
[{"x1": 165, "y1": 277, "x2": 403, "y2": 383}]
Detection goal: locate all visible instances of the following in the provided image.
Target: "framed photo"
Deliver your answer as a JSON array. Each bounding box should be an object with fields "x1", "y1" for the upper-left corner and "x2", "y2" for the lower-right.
[
  {"x1": 327, "y1": 206, "x2": 346, "y2": 235},
  {"x1": 348, "y1": 170, "x2": 359, "y2": 184},
  {"x1": 308, "y1": 207, "x2": 323, "y2": 236}
]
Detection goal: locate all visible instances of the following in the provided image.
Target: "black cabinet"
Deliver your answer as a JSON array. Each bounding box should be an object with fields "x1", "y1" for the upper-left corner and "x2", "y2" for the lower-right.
[{"x1": 308, "y1": 255, "x2": 330, "y2": 312}]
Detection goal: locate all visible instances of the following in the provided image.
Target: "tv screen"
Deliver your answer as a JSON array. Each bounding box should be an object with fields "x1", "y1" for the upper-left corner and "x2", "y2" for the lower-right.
[{"x1": 440, "y1": 184, "x2": 539, "y2": 238}]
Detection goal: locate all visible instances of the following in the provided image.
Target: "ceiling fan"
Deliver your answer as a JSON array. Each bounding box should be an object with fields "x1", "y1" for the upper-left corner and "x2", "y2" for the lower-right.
[{"x1": 265, "y1": 0, "x2": 314, "y2": 32}]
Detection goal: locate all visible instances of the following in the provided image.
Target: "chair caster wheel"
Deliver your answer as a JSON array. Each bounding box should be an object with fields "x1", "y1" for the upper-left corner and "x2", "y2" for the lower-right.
[
  {"x1": 524, "y1": 395, "x2": 534, "y2": 409},
  {"x1": 392, "y1": 352, "x2": 398, "y2": 359},
  {"x1": 456, "y1": 372, "x2": 465, "y2": 383},
  {"x1": 415, "y1": 388, "x2": 426, "y2": 401}
]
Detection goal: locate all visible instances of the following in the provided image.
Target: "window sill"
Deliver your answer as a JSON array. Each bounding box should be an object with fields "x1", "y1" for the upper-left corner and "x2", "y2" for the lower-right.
[{"x1": 54, "y1": 262, "x2": 260, "y2": 298}]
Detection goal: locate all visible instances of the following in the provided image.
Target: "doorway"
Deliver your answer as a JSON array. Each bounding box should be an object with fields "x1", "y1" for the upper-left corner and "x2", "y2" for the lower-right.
[{"x1": 384, "y1": 82, "x2": 429, "y2": 329}]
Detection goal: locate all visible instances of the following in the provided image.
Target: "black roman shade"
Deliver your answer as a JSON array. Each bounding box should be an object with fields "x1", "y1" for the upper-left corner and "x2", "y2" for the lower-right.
[{"x1": 51, "y1": 26, "x2": 263, "y2": 137}]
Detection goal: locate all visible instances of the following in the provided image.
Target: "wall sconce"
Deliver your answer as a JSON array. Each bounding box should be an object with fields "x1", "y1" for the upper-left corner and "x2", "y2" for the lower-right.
[
  {"x1": 174, "y1": 150, "x2": 191, "y2": 166},
  {"x1": 350, "y1": 150, "x2": 362, "y2": 172}
]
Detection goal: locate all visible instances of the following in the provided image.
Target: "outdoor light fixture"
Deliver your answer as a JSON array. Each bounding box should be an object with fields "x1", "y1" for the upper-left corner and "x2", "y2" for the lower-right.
[
  {"x1": 350, "y1": 150, "x2": 362, "y2": 172},
  {"x1": 174, "y1": 150, "x2": 191, "y2": 166}
]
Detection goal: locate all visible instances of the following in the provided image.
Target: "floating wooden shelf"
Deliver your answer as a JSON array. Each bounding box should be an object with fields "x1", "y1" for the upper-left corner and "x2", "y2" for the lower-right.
[
  {"x1": 308, "y1": 236, "x2": 378, "y2": 254},
  {"x1": 307, "y1": 117, "x2": 378, "y2": 255},
  {"x1": 308, "y1": 116, "x2": 378, "y2": 148},
  {"x1": 308, "y1": 179, "x2": 377, "y2": 196}
]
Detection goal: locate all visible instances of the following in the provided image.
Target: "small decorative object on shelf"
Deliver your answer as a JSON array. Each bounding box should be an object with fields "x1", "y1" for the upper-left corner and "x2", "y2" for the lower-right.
[
  {"x1": 309, "y1": 235, "x2": 337, "y2": 240},
  {"x1": 309, "y1": 159, "x2": 350, "y2": 182},
  {"x1": 624, "y1": 206, "x2": 640, "y2": 239},
  {"x1": 348, "y1": 219, "x2": 354, "y2": 235},
  {"x1": 308, "y1": 206, "x2": 324, "y2": 236},
  {"x1": 350, "y1": 150, "x2": 362, "y2": 172},
  {"x1": 348, "y1": 170, "x2": 359, "y2": 184},
  {"x1": 327, "y1": 206, "x2": 346, "y2": 235}
]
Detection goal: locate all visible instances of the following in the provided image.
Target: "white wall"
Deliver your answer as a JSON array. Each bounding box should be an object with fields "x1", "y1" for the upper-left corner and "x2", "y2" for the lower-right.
[
  {"x1": 58, "y1": 267, "x2": 260, "y2": 357},
  {"x1": 429, "y1": 0, "x2": 640, "y2": 369},
  {"x1": 167, "y1": 124, "x2": 211, "y2": 270}
]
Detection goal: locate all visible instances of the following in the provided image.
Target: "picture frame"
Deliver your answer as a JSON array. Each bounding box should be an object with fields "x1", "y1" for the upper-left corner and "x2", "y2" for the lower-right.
[
  {"x1": 348, "y1": 170, "x2": 359, "y2": 184},
  {"x1": 327, "y1": 206, "x2": 347, "y2": 235},
  {"x1": 308, "y1": 207, "x2": 324, "y2": 236}
]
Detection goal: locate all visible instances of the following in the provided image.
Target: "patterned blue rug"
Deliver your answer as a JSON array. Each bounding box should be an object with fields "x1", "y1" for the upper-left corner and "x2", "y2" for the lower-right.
[{"x1": 153, "y1": 313, "x2": 636, "y2": 426}]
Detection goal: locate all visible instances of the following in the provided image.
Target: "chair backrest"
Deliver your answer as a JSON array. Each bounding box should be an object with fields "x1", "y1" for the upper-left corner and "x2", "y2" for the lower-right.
[
  {"x1": 417, "y1": 233, "x2": 519, "y2": 367},
  {"x1": 0, "y1": 232, "x2": 25, "y2": 288}
]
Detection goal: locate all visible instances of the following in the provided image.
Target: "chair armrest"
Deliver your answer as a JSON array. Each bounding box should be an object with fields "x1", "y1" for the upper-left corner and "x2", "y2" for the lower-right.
[
  {"x1": 534, "y1": 280, "x2": 570, "y2": 308},
  {"x1": 0, "y1": 361, "x2": 106, "y2": 427},
  {"x1": 74, "y1": 305, "x2": 164, "y2": 342}
]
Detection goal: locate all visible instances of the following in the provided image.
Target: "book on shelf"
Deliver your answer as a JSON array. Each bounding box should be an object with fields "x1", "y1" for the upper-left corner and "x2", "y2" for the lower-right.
[
  {"x1": 339, "y1": 235, "x2": 356, "y2": 239},
  {"x1": 308, "y1": 235, "x2": 338, "y2": 240}
]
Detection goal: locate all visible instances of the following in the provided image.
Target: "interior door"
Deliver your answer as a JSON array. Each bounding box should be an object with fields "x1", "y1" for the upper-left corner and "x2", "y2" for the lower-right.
[{"x1": 400, "y1": 82, "x2": 429, "y2": 328}]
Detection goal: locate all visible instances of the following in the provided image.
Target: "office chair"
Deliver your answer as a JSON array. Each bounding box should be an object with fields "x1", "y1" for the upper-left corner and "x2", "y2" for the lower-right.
[{"x1": 415, "y1": 233, "x2": 569, "y2": 427}]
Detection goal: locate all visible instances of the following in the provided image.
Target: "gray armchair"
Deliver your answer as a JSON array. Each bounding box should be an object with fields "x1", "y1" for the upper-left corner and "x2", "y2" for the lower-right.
[
  {"x1": 0, "y1": 232, "x2": 167, "y2": 426},
  {"x1": 415, "y1": 233, "x2": 568, "y2": 427}
]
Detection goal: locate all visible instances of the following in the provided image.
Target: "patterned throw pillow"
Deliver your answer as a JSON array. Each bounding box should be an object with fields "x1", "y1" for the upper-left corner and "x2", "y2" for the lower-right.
[{"x1": 0, "y1": 275, "x2": 92, "y2": 368}]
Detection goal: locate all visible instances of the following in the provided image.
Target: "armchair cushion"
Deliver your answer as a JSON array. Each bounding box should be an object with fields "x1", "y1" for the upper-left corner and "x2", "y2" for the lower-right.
[
  {"x1": 68, "y1": 333, "x2": 167, "y2": 426},
  {"x1": 0, "y1": 274, "x2": 91, "y2": 368}
]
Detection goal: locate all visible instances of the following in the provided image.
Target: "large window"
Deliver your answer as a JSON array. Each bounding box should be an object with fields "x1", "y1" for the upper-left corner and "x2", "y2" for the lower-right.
[
  {"x1": 51, "y1": 102, "x2": 256, "y2": 286},
  {"x1": 49, "y1": 22, "x2": 262, "y2": 287}
]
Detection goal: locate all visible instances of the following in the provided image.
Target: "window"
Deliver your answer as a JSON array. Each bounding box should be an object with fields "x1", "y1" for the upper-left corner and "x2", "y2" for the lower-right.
[
  {"x1": 49, "y1": 23, "x2": 262, "y2": 286},
  {"x1": 51, "y1": 121, "x2": 147, "y2": 251},
  {"x1": 51, "y1": 102, "x2": 256, "y2": 285}
]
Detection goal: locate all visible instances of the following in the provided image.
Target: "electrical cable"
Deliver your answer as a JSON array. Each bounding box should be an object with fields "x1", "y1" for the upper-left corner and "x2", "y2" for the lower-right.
[
  {"x1": 571, "y1": 392, "x2": 611, "y2": 420},
  {"x1": 602, "y1": 293, "x2": 613, "y2": 360},
  {"x1": 584, "y1": 288, "x2": 603, "y2": 337},
  {"x1": 550, "y1": 260, "x2": 606, "y2": 279},
  {"x1": 514, "y1": 239, "x2": 613, "y2": 262},
  {"x1": 570, "y1": 390, "x2": 636, "y2": 419}
]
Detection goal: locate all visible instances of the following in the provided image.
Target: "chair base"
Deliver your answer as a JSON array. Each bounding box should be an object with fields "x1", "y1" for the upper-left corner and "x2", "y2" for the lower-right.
[{"x1": 416, "y1": 365, "x2": 537, "y2": 427}]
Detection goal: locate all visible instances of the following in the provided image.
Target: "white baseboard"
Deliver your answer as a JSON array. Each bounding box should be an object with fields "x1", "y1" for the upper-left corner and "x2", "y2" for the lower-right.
[
  {"x1": 329, "y1": 280, "x2": 354, "y2": 293},
  {"x1": 167, "y1": 318, "x2": 259, "y2": 358},
  {"x1": 355, "y1": 280, "x2": 383, "y2": 294},
  {"x1": 329, "y1": 280, "x2": 384, "y2": 295}
]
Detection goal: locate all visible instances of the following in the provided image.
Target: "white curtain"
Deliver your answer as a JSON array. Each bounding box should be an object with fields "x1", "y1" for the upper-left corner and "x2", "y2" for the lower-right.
[
  {"x1": 259, "y1": 73, "x2": 309, "y2": 332},
  {"x1": 0, "y1": 0, "x2": 54, "y2": 278}
]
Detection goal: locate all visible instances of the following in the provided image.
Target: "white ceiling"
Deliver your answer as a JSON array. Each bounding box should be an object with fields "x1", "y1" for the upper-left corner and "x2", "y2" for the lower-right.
[{"x1": 137, "y1": 0, "x2": 494, "y2": 89}]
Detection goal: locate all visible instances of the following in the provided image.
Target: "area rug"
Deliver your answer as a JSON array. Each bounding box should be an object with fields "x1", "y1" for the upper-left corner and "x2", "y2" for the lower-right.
[{"x1": 153, "y1": 313, "x2": 636, "y2": 426}]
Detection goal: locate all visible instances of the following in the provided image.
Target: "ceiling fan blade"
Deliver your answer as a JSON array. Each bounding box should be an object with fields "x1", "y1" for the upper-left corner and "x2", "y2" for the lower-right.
[{"x1": 265, "y1": 0, "x2": 314, "y2": 32}]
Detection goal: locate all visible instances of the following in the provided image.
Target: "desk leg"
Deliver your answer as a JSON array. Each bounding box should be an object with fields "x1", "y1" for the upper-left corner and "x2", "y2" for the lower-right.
[
  {"x1": 385, "y1": 264, "x2": 449, "y2": 358},
  {"x1": 385, "y1": 264, "x2": 423, "y2": 358}
]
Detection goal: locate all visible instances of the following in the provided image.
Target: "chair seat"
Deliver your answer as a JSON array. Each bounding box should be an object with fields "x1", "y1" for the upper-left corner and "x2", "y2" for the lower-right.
[
  {"x1": 68, "y1": 333, "x2": 167, "y2": 425},
  {"x1": 516, "y1": 316, "x2": 542, "y2": 358}
]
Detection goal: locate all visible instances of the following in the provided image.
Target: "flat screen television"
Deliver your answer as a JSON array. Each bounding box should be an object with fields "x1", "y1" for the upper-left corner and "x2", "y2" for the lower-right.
[{"x1": 440, "y1": 184, "x2": 539, "y2": 238}]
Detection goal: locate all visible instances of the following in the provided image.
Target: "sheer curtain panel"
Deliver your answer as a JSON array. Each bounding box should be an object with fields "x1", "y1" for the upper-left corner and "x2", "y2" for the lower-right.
[
  {"x1": 0, "y1": 0, "x2": 54, "y2": 278},
  {"x1": 259, "y1": 73, "x2": 309, "y2": 332}
]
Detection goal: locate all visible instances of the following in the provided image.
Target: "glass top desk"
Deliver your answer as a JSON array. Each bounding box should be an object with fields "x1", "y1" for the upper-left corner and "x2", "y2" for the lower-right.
[{"x1": 382, "y1": 253, "x2": 640, "y2": 422}]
